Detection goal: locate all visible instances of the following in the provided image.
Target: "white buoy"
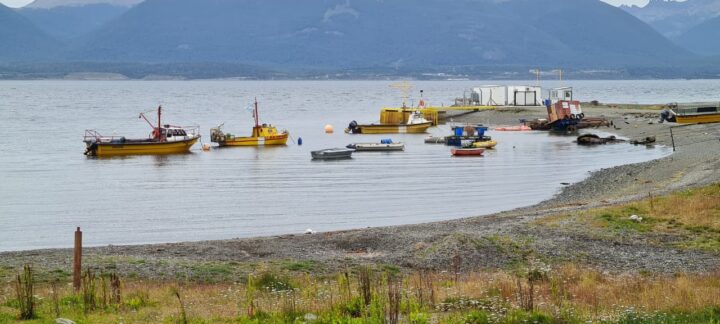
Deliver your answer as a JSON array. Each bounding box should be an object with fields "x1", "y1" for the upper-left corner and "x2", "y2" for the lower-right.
[{"x1": 305, "y1": 228, "x2": 315, "y2": 235}]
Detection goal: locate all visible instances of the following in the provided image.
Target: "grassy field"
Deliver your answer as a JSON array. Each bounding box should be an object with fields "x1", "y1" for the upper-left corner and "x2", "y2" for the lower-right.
[
  {"x1": 1, "y1": 184, "x2": 719, "y2": 323},
  {"x1": 536, "y1": 183, "x2": 720, "y2": 253}
]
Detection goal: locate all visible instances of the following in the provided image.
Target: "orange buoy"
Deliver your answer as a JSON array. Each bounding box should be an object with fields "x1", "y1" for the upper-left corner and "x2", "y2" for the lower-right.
[
  {"x1": 202, "y1": 144, "x2": 211, "y2": 151},
  {"x1": 324, "y1": 124, "x2": 334, "y2": 133}
]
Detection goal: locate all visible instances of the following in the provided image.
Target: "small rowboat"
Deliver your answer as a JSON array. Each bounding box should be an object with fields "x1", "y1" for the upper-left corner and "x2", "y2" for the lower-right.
[
  {"x1": 424, "y1": 136, "x2": 445, "y2": 144},
  {"x1": 494, "y1": 125, "x2": 532, "y2": 131},
  {"x1": 346, "y1": 142, "x2": 405, "y2": 152},
  {"x1": 472, "y1": 140, "x2": 498, "y2": 149},
  {"x1": 451, "y1": 148, "x2": 485, "y2": 156},
  {"x1": 311, "y1": 148, "x2": 355, "y2": 160}
]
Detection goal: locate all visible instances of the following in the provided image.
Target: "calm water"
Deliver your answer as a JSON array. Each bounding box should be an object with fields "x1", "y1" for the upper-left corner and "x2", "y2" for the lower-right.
[{"x1": 4, "y1": 79, "x2": 717, "y2": 251}]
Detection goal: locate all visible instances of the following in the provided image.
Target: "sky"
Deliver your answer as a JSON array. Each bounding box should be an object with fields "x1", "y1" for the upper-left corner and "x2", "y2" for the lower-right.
[{"x1": 0, "y1": 0, "x2": 653, "y2": 8}]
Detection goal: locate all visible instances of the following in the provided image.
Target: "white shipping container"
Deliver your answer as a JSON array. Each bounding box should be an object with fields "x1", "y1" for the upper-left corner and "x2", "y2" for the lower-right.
[
  {"x1": 507, "y1": 85, "x2": 542, "y2": 106},
  {"x1": 471, "y1": 85, "x2": 508, "y2": 106}
]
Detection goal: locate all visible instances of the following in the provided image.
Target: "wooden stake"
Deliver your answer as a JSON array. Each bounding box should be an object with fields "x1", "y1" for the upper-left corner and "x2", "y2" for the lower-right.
[{"x1": 73, "y1": 227, "x2": 82, "y2": 291}]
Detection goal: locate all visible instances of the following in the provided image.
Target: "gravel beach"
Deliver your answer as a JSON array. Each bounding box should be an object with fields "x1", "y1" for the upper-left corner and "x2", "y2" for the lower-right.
[{"x1": 2, "y1": 105, "x2": 719, "y2": 280}]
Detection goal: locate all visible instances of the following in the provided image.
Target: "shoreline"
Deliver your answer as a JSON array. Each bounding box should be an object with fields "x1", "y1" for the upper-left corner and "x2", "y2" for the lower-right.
[{"x1": 2, "y1": 106, "x2": 719, "y2": 278}]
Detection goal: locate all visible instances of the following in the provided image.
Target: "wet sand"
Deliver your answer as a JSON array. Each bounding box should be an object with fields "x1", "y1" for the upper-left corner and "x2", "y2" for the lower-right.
[{"x1": 2, "y1": 105, "x2": 719, "y2": 279}]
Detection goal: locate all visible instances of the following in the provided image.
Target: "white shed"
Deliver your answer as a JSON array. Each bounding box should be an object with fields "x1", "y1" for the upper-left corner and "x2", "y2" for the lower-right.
[
  {"x1": 471, "y1": 85, "x2": 508, "y2": 106},
  {"x1": 549, "y1": 87, "x2": 574, "y2": 103},
  {"x1": 507, "y1": 85, "x2": 542, "y2": 106}
]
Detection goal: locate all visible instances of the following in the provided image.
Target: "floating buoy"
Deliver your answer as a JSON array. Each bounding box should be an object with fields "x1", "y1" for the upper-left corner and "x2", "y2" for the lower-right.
[
  {"x1": 298, "y1": 137, "x2": 303, "y2": 146},
  {"x1": 324, "y1": 124, "x2": 334, "y2": 133},
  {"x1": 202, "y1": 144, "x2": 211, "y2": 151}
]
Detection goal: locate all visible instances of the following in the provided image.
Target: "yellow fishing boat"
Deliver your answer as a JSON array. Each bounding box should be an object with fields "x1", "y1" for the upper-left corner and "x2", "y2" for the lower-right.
[
  {"x1": 210, "y1": 99, "x2": 289, "y2": 146},
  {"x1": 345, "y1": 110, "x2": 433, "y2": 134},
  {"x1": 673, "y1": 105, "x2": 720, "y2": 124},
  {"x1": 83, "y1": 106, "x2": 200, "y2": 157}
]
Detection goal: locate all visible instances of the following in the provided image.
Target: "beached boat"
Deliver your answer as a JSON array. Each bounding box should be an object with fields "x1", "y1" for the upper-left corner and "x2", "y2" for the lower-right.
[
  {"x1": 210, "y1": 99, "x2": 289, "y2": 146},
  {"x1": 346, "y1": 140, "x2": 405, "y2": 152},
  {"x1": 345, "y1": 110, "x2": 432, "y2": 134},
  {"x1": 451, "y1": 148, "x2": 485, "y2": 156},
  {"x1": 673, "y1": 105, "x2": 720, "y2": 124},
  {"x1": 83, "y1": 106, "x2": 200, "y2": 157},
  {"x1": 472, "y1": 140, "x2": 498, "y2": 149},
  {"x1": 311, "y1": 148, "x2": 355, "y2": 160}
]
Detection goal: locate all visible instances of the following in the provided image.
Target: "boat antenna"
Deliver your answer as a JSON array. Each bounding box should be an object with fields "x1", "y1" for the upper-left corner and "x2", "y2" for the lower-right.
[
  {"x1": 157, "y1": 105, "x2": 162, "y2": 130},
  {"x1": 253, "y1": 97, "x2": 259, "y2": 128}
]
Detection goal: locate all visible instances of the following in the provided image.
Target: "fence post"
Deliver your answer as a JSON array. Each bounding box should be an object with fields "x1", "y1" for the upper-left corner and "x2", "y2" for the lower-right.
[
  {"x1": 73, "y1": 227, "x2": 82, "y2": 291},
  {"x1": 670, "y1": 127, "x2": 676, "y2": 152}
]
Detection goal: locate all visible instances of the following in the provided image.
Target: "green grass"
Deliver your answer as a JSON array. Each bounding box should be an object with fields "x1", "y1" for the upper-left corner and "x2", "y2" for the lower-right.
[{"x1": 281, "y1": 260, "x2": 317, "y2": 272}]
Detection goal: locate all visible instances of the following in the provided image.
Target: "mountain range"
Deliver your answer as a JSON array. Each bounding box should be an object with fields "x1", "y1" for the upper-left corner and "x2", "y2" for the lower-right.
[
  {"x1": 621, "y1": 0, "x2": 720, "y2": 38},
  {"x1": 1, "y1": 0, "x2": 719, "y2": 78}
]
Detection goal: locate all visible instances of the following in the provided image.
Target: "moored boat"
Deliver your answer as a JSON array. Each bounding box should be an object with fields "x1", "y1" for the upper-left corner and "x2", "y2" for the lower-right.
[
  {"x1": 311, "y1": 148, "x2": 355, "y2": 160},
  {"x1": 451, "y1": 148, "x2": 485, "y2": 156},
  {"x1": 210, "y1": 99, "x2": 289, "y2": 146},
  {"x1": 346, "y1": 140, "x2": 405, "y2": 152},
  {"x1": 83, "y1": 106, "x2": 200, "y2": 157},
  {"x1": 445, "y1": 125, "x2": 494, "y2": 146},
  {"x1": 345, "y1": 110, "x2": 432, "y2": 134},
  {"x1": 472, "y1": 140, "x2": 498, "y2": 149}
]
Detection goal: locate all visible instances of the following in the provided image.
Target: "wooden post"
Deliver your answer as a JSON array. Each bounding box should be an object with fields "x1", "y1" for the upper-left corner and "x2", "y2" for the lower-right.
[
  {"x1": 73, "y1": 227, "x2": 82, "y2": 291},
  {"x1": 670, "y1": 127, "x2": 676, "y2": 152}
]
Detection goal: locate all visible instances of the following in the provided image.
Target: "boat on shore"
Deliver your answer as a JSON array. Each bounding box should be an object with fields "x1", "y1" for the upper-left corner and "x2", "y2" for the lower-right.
[
  {"x1": 345, "y1": 110, "x2": 432, "y2": 134},
  {"x1": 669, "y1": 104, "x2": 720, "y2": 124},
  {"x1": 210, "y1": 99, "x2": 289, "y2": 146},
  {"x1": 346, "y1": 140, "x2": 405, "y2": 152},
  {"x1": 311, "y1": 148, "x2": 355, "y2": 160},
  {"x1": 451, "y1": 148, "x2": 485, "y2": 156},
  {"x1": 83, "y1": 106, "x2": 200, "y2": 157}
]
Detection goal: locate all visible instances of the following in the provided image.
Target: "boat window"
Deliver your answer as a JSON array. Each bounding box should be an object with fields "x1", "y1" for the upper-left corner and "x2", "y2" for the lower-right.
[{"x1": 698, "y1": 107, "x2": 717, "y2": 113}]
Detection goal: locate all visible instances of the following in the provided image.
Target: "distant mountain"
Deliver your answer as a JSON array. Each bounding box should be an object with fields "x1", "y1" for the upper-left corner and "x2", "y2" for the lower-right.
[
  {"x1": 25, "y1": 0, "x2": 143, "y2": 9},
  {"x1": 0, "y1": 4, "x2": 59, "y2": 62},
  {"x1": 70, "y1": 0, "x2": 690, "y2": 70},
  {"x1": 18, "y1": 4, "x2": 132, "y2": 40},
  {"x1": 676, "y1": 15, "x2": 720, "y2": 56},
  {"x1": 621, "y1": 0, "x2": 720, "y2": 38}
]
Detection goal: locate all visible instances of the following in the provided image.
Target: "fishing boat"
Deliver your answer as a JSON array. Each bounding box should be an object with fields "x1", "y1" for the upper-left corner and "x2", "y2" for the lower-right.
[
  {"x1": 345, "y1": 110, "x2": 432, "y2": 134},
  {"x1": 346, "y1": 139, "x2": 405, "y2": 152},
  {"x1": 83, "y1": 106, "x2": 200, "y2": 157},
  {"x1": 311, "y1": 148, "x2": 355, "y2": 160},
  {"x1": 210, "y1": 99, "x2": 289, "y2": 146},
  {"x1": 672, "y1": 104, "x2": 720, "y2": 124},
  {"x1": 451, "y1": 148, "x2": 485, "y2": 156},
  {"x1": 472, "y1": 140, "x2": 498, "y2": 149}
]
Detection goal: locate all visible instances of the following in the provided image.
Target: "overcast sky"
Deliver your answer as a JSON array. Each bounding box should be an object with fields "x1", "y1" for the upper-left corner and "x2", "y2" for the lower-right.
[{"x1": 1, "y1": 0, "x2": 652, "y2": 8}]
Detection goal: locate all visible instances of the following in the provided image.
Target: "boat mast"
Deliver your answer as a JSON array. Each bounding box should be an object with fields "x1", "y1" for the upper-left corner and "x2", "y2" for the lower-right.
[{"x1": 253, "y1": 98, "x2": 259, "y2": 128}]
